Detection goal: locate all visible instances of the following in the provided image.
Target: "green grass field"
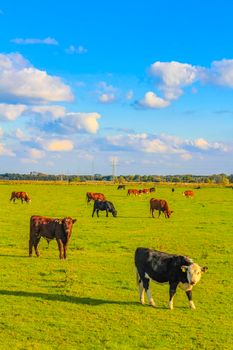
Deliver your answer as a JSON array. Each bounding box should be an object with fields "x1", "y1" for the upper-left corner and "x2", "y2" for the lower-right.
[{"x1": 0, "y1": 183, "x2": 232, "y2": 349}]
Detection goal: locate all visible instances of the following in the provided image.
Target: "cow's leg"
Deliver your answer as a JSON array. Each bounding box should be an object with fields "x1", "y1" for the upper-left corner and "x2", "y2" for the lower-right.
[
  {"x1": 136, "y1": 270, "x2": 145, "y2": 304},
  {"x1": 97, "y1": 210, "x2": 99, "y2": 217},
  {"x1": 168, "y1": 282, "x2": 178, "y2": 310},
  {"x1": 142, "y1": 276, "x2": 155, "y2": 307},
  {"x1": 33, "y1": 237, "x2": 41, "y2": 257},
  {"x1": 92, "y1": 208, "x2": 96, "y2": 217},
  {"x1": 151, "y1": 209, "x2": 154, "y2": 218},
  {"x1": 29, "y1": 238, "x2": 33, "y2": 257},
  {"x1": 158, "y1": 211, "x2": 161, "y2": 218},
  {"x1": 106, "y1": 209, "x2": 108, "y2": 217},
  {"x1": 56, "y1": 239, "x2": 64, "y2": 259},
  {"x1": 186, "y1": 290, "x2": 196, "y2": 309},
  {"x1": 63, "y1": 244, "x2": 67, "y2": 259}
]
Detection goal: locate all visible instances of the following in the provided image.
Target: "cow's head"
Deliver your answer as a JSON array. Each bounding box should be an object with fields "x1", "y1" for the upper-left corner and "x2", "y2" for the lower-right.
[
  {"x1": 181, "y1": 263, "x2": 208, "y2": 286},
  {"x1": 111, "y1": 209, "x2": 117, "y2": 217},
  {"x1": 166, "y1": 210, "x2": 174, "y2": 218},
  {"x1": 62, "y1": 217, "x2": 77, "y2": 241}
]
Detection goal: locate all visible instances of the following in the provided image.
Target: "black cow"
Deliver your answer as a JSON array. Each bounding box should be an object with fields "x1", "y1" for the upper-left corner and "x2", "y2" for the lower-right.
[
  {"x1": 117, "y1": 185, "x2": 126, "y2": 190},
  {"x1": 135, "y1": 247, "x2": 208, "y2": 310},
  {"x1": 149, "y1": 187, "x2": 155, "y2": 193},
  {"x1": 172, "y1": 188, "x2": 175, "y2": 192},
  {"x1": 92, "y1": 200, "x2": 117, "y2": 217}
]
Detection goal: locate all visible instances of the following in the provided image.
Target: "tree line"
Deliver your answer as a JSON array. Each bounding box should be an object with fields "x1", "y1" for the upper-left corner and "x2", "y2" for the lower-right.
[{"x1": 0, "y1": 172, "x2": 232, "y2": 184}]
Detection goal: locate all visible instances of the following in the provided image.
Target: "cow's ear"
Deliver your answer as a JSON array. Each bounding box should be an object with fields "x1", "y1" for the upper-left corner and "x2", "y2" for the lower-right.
[
  {"x1": 72, "y1": 219, "x2": 77, "y2": 224},
  {"x1": 181, "y1": 265, "x2": 188, "y2": 273},
  {"x1": 201, "y1": 266, "x2": 208, "y2": 273}
]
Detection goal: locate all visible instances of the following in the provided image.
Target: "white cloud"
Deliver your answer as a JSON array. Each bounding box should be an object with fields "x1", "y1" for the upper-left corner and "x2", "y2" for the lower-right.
[
  {"x1": 0, "y1": 103, "x2": 27, "y2": 120},
  {"x1": 31, "y1": 105, "x2": 66, "y2": 119},
  {"x1": 194, "y1": 138, "x2": 210, "y2": 150},
  {"x1": 0, "y1": 127, "x2": 3, "y2": 137},
  {"x1": 0, "y1": 143, "x2": 15, "y2": 156},
  {"x1": 149, "y1": 61, "x2": 198, "y2": 100},
  {"x1": 11, "y1": 37, "x2": 58, "y2": 45},
  {"x1": 43, "y1": 139, "x2": 74, "y2": 152},
  {"x1": 98, "y1": 93, "x2": 116, "y2": 103},
  {"x1": 0, "y1": 53, "x2": 73, "y2": 103},
  {"x1": 206, "y1": 59, "x2": 233, "y2": 88},
  {"x1": 180, "y1": 153, "x2": 193, "y2": 160},
  {"x1": 28, "y1": 148, "x2": 45, "y2": 159},
  {"x1": 15, "y1": 128, "x2": 29, "y2": 141},
  {"x1": 65, "y1": 112, "x2": 101, "y2": 134},
  {"x1": 138, "y1": 91, "x2": 170, "y2": 109},
  {"x1": 65, "y1": 45, "x2": 87, "y2": 54}
]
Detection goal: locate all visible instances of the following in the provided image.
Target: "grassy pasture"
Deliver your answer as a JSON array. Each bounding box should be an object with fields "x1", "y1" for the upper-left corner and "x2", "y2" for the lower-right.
[{"x1": 0, "y1": 183, "x2": 232, "y2": 349}]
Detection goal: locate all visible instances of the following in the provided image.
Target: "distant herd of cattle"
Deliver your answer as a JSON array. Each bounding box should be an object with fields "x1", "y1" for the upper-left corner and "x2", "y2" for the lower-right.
[{"x1": 8, "y1": 186, "x2": 207, "y2": 309}]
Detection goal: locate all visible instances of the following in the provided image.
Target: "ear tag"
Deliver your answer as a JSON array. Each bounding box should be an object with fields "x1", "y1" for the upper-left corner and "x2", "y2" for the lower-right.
[{"x1": 181, "y1": 267, "x2": 186, "y2": 273}]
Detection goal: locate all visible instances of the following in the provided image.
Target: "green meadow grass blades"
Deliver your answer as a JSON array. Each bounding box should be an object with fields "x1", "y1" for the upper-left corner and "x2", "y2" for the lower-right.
[{"x1": 0, "y1": 183, "x2": 232, "y2": 349}]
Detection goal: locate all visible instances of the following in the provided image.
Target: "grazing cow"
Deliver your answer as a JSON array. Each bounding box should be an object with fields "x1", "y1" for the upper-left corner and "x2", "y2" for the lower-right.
[
  {"x1": 10, "y1": 191, "x2": 31, "y2": 203},
  {"x1": 149, "y1": 187, "x2": 156, "y2": 193},
  {"x1": 183, "y1": 190, "x2": 194, "y2": 198},
  {"x1": 195, "y1": 186, "x2": 201, "y2": 190},
  {"x1": 127, "y1": 189, "x2": 139, "y2": 196},
  {"x1": 92, "y1": 200, "x2": 117, "y2": 217},
  {"x1": 117, "y1": 185, "x2": 126, "y2": 190},
  {"x1": 86, "y1": 192, "x2": 106, "y2": 203},
  {"x1": 141, "y1": 189, "x2": 150, "y2": 194},
  {"x1": 135, "y1": 247, "x2": 208, "y2": 309},
  {"x1": 29, "y1": 216, "x2": 76, "y2": 259},
  {"x1": 150, "y1": 198, "x2": 173, "y2": 218},
  {"x1": 172, "y1": 188, "x2": 175, "y2": 192}
]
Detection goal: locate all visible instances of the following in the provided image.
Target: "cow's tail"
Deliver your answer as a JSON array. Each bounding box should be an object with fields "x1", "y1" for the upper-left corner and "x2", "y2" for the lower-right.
[{"x1": 135, "y1": 268, "x2": 140, "y2": 286}]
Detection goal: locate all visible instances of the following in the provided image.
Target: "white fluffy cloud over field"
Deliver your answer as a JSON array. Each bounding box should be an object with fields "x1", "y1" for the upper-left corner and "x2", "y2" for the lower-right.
[{"x1": 0, "y1": 53, "x2": 73, "y2": 103}]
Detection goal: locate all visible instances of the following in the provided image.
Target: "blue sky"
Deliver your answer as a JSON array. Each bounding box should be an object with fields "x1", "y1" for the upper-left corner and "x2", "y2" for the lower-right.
[{"x1": 0, "y1": 0, "x2": 233, "y2": 175}]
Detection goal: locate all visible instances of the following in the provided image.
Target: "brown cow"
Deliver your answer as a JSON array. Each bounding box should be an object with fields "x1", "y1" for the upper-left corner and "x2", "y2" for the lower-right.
[
  {"x1": 86, "y1": 192, "x2": 106, "y2": 203},
  {"x1": 29, "y1": 216, "x2": 76, "y2": 259},
  {"x1": 127, "y1": 189, "x2": 139, "y2": 196},
  {"x1": 10, "y1": 191, "x2": 31, "y2": 203},
  {"x1": 150, "y1": 198, "x2": 173, "y2": 218},
  {"x1": 183, "y1": 190, "x2": 194, "y2": 198}
]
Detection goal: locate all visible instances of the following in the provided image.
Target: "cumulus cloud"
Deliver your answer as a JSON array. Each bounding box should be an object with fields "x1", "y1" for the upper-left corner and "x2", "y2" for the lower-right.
[
  {"x1": 11, "y1": 37, "x2": 58, "y2": 45},
  {"x1": 15, "y1": 128, "x2": 29, "y2": 141},
  {"x1": 65, "y1": 45, "x2": 87, "y2": 54},
  {"x1": 104, "y1": 132, "x2": 230, "y2": 157},
  {"x1": 137, "y1": 91, "x2": 170, "y2": 109},
  {"x1": 0, "y1": 143, "x2": 15, "y2": 156},
  {"x1": 64, "y1": 112, "x2": 101, "y2": 134},
  {"x1": 28, "y1": 148, "x2": 45, "y2": 159},
  {"x1": 97, "y1": 81, "x2": 117, "y2": 103},
  {"x1": 205, "y1": 59, "x2": 233, "y2": 88},
  {"x1": 43, "y1": 139, "x2": 74, "y2": 152},
  {"x1": 0, "y1": 103, "x2": 27, "y2": 120},
  {"x1": 149, "y1": 61, "x2": 199, "y2": 100},
  {"x1": 98, "y1": 93, "x2": 116, "y2": 103},
  {"x1": 0, "y1": 53, "x2": 73, "y2": 103},
  {"x1": 30, "y1": 105, "x2": 66, "y2": 119}
]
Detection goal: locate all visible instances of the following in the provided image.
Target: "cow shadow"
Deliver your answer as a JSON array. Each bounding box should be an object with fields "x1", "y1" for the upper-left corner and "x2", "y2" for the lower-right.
[
  {"x1": 0, "y1": 290, "x2": 185, "y2": 309},
  {"x1": 0, "y1": 289, "x2": 139, "y2": 306}
]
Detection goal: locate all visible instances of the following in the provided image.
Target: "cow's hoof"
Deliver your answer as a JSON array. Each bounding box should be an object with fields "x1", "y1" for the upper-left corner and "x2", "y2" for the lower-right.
[
  {"x1": 189, "y1": 301, "x2": 196, "y2": 309},
  {"x1": 140, "y1": 300, "x2": 145, "y2": 305},
  {"x1": 149, "y1": 300, "x2": 156, "y2": 307}
]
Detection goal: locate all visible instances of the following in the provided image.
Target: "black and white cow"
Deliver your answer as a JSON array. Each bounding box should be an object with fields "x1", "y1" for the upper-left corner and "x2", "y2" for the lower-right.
[
  {"x1": 135, "y1": 247, "x2": 208, "y2": 310},
  {"x1": 92, "y1": 200, "x2": 117, "y2": 217}
]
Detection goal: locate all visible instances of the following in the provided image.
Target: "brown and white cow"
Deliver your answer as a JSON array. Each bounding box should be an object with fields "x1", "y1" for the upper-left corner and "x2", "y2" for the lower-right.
[
  {"x1": 10, "y1": 191, "x2": 31, "y2": 203},
  {"x1": 183, "y1": 190, "x2": 194, "y2": 198},
  {"x1": 86, "y1": 192, "x2": 106, "y2": 203},
  {"x1": 29, "y1": 216, "x2": 76, "y2": 259},
  {"x1": 150, "y1": 198, "x2": 173, "y2": 218},
  {"x1": 135, "y1": 247, "x2": 208, "y2": 309}
]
